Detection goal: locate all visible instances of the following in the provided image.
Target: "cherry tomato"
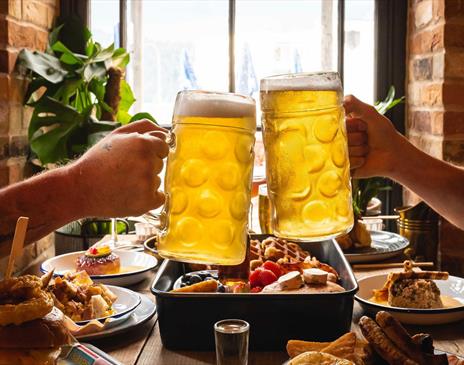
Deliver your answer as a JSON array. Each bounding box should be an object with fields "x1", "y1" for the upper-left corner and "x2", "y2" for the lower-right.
[
  {"x1": 249, "y1": 269, "x2": 262, "y2": 288},
  {"x1": 262, "y1": 261, "x2": 282, "y2": 278}
]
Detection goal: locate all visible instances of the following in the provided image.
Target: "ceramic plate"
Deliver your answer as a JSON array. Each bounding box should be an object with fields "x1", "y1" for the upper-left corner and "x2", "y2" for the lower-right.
[
  {"x1": 75, "y1": 293, "x2": 156, "y2": 341},
  {"x1": 355, "y1": 273, "x2": 464, "y2": 325},
  {"x1": 75, "y1": 285, "x2": 141, "y2": 325},
  {"x1": 343, "y1": 230, "x2": 409, "y2": 264},
  {"x1": 41, "y1": 250, "x2": 158, "y2": 286},
  {"x1": 282, "y1": 350, "x2": 463, "y2": 365}
]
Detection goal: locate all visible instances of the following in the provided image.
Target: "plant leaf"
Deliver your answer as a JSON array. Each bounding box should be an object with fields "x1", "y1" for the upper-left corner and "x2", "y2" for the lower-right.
[
  {"x1": 52, "y1": 41, "x2": 85, "y2": 65},
  {"x1": 116, "y1": 79, "x2": 135, "y2": 124},
  {"x1": 17, "y1": 49, "x2": 68, "y2": 83},
  {"x1": 130, "y1": 112, "x2": 157, "y2": 124}
]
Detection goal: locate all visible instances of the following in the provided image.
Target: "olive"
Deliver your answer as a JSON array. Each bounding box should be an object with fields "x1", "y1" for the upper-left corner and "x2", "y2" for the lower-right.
[{"x1": 189, "y1": 274, "x2": 202, "y2": 284}]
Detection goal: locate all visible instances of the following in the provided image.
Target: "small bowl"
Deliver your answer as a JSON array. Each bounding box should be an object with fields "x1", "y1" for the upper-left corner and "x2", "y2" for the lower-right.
[{"x1": 143, "y1": 236, "x2": 162, "y2": 261}]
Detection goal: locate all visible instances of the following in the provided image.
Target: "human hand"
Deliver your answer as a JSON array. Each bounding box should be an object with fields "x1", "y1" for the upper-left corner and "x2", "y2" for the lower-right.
[
  {"x1": 344, "y1": 95, "x2": 404, "y2": 178},
  {"x1": 69, "y1": 120, "x2": 169, "y2": 217}
]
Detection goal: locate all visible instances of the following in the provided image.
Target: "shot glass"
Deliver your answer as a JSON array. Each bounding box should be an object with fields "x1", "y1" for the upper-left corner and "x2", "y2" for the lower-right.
[{"x1": 214, "y1": 319, "x2": 250, "y2": 365}]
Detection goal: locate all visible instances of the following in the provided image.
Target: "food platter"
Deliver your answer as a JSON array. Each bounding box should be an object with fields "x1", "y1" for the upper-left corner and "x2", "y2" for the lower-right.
[
  {"x1": 40, "y1": 250, "x2": 158, "y2": 286},
  {"x1": 74, "y1": 293, "x2": 156, "y2": 341},
  {"x1": 75, "y1": 285, "x2": 141, "y2": 325},
  {"x1": 355, "y1": 273, "x2": 464, "y2": 325},
  {"x1": 343, "y1": 230, "x2": 409, "y2": 264}
]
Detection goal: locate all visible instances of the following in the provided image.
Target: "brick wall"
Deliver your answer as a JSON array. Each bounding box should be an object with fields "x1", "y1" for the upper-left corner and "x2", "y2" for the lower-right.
[
  {"x1": 0, "y1": 0, "x2": 58, "y2": 274},
  {"x1": 406, "y1": 0, "x2": 464, "y2": 274}
]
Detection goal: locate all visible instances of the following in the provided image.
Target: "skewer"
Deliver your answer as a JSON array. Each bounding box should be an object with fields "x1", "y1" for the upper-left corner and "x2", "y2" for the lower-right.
[
  {"x1": 352, "y1": 261, "x2": 434, "y2": 270},
  {"x1": 5, "y1": 216, "x2": 29, "y2": 278}
]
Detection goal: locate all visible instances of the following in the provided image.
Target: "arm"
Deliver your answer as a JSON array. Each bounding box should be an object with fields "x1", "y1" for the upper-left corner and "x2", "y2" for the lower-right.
[
  {"x1": 0, "y1": 120, "x2": 168, "y2": 256},
  {"x1": 345, "y1": 95, "x2": 464, "y2": 230}
]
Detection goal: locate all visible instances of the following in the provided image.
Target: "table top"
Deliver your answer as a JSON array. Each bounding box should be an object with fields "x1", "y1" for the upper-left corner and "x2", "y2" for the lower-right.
[{"x1": 90, "y1": 265, "x2": 464, "y2": 365}]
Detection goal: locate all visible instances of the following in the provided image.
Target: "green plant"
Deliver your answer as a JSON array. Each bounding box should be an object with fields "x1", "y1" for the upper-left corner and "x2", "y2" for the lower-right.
[
  {"x1": 17, "y1": 17, "x2": 155, "y2": 166},
  {"x1": 352, "y1": 86, "x2": 405, "y2": 216}
]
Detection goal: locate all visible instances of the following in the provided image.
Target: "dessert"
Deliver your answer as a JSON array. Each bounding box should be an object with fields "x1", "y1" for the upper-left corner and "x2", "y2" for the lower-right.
[
  {"x1": 46, "y1": 271, "x2": 117, "y2": 322},
  {"x1": 371, "y1": 261, "x2": 449, "y2": 309},
  {"x1": 0, "y1": 275, "x2": 72, "y2": 365},
  {"x1": 76, "y1": 244, "x2": 121, "y2": 275}
]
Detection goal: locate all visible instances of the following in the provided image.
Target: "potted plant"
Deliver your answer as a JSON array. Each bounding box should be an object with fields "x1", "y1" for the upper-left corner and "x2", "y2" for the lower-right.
[{"x1": 16, "y1": 17, "x2": 156, "y2": 253}]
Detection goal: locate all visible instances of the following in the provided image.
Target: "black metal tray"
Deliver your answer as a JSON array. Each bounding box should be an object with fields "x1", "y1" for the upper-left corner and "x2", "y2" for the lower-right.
[{"x1": 151, "y1": 234, "x2": 358, "y2": 351}]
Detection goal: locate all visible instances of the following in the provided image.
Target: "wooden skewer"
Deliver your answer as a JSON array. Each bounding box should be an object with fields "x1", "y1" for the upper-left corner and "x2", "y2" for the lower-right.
[
  {"x1": 352, "y1": 261, "x2": 434, "y2": 270},
  {"x1": 5, "y1": 216, "x2": 29, "y2": 278}
]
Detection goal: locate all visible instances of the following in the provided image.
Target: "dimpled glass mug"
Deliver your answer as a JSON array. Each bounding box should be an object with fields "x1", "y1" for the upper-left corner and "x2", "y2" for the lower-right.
[
  {"x1": 260, "y1": 72, "x2": 354, "y2": 241},
  {"x1": 158, "y1": 91, "x2": 256, "y2": 265}
]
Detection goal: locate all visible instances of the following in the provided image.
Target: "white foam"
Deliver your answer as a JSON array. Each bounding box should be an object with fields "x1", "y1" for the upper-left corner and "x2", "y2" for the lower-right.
[
  {"x1": 175, "y1": 91, "x2": 256, "y2": 118},
  {"x1": 260, "y1": 72, "x2": 342, "y2": 92}
]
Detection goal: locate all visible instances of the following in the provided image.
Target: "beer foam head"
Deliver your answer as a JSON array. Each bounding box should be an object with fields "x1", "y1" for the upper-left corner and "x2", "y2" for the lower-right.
[
  {"x1": 175, "y1": 90, "x2": 256, "y2": 119},
  {"x1": 260, "y1": 72, "x2": 342, "y2": 92}
]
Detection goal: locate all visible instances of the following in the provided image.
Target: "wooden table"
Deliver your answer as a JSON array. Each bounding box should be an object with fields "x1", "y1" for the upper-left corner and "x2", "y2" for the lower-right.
[{"x1": 91, "y1": 266, "x2": 464, "y2": 365}]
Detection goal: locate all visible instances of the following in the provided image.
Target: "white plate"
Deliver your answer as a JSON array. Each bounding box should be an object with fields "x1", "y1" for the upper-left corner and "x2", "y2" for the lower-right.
[
  {"x1": 282, "y1": 350, "x2": 463, "y2": 365},
  {"x1": 75, "y1": 293, "x2": 156, "y2": 341},
  {"x1": 76, "y1": 285, "x2": 141, "y2": 325},
  {"x1": 41, "y1": 250, "x2": 158, "y2": 286},
  {"x1": 343, "y1": 230, "x2": 409, "y2": 264},
  {"x1": 355, "y1": 273, "x2": 464, "y2": 325}
]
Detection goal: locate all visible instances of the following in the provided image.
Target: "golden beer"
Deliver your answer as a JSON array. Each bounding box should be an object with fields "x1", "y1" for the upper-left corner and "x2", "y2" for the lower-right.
[
  {"x1": 158, "y1": 91, "x2": 256, "y2": 265},
  {"x1": 260, "y1": 73, "x2": 353, "y2": 240}
]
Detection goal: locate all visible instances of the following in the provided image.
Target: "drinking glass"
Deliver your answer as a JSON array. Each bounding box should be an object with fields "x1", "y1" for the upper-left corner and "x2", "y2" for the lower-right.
[
  {"x1": 260, "y1": 72, "x2": 353, "y2": 241},
  {"x1": 258, "y1": 184, "x2": 273, "y2": 234},
  {"x1": 158, "y1": 91, "x2": 256, "y2": 265},
  {"x1": 214, "y1": 319, "x2": 249, "y2": 365}
]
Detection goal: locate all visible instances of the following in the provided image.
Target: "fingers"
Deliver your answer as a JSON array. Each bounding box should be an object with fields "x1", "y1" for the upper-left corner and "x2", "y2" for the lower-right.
[
  {"x1": 344, "y1": 95, "x2": 376, "y2": 118},
  {"x1": 348, "y1": 132, "x2": 367, "y2": 146},
  {"x1": 146, "y1": 130, "x2": 168, "y2": 141},
  {"x1": 114, "y1": 120, "x2": 168, "y2": 134},
  {"x1": 153, "y1": 157, "x2": 164, "y2": 175},
  {"x1": 152, "y1": 190, "x2": 166, "y2": 209},
  {"x1": 346, "y1": 117, "x2": 367, "y2": 133},
  {"x1": 349, "y1": 145, "x2": 369, "y2": 157},
  {"x1": 350, "y1": 157, "x2": 366, "y2": 171}
]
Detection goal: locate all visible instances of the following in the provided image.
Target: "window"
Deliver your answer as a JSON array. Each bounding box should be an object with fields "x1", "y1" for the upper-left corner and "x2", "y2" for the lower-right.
[{"x1": 90, "y1": 0, "x2": 376, "y2": 125}]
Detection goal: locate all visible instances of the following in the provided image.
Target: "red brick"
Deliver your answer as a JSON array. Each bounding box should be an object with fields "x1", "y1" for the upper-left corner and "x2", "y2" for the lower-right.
[
  {"x1": 412, "y1": 57, "x2": 433, "y2": 80},
  {"x1": 0, "y1": 74, "x2": 8, "y2": 102},
  {"x1": 432, "y1": 52, "x2": 445, "y2": 79},
  {"x1": 408, "y1": 110, "x2": 433, "y2": 133},
  {"x1": 46, "y1": 4, "x2": 56, "y2": 29},
  {"x1": 9, "y1": 134, "x2": 28, "y2": 157},
  {"x1": 0, "y1": 135, "x2": 8, "y2": 159},
  {"x1": 8, "y1": 76, "x2": 26, "y2": 104},
  {"x1": 420, "y1": 82, "x2": 443, "y2": 106},
  {"x1": 433, "y1": 0, "x2": 445, "y2": 20},
  {"x1": 443, "y1": 82, "x2": 464, "y2": 105},
  {"x1": 7, "y1": 157, "x2": 26, "y2": 183},
  {"x1": 0, "y1": 101, "x2": 8, "y2": 133},
  {"x1": 445, "y1": 23, "x2": 464, "y2": 47},
  {"x1": 0, "y1": 17, "x2": 7, "y2": 44},
  {"x1": 22, "y1": 1, "x2": 49, "y2": 28},
  {"x1": 444, "y1": 49, "x2": 464, "y2": 79},
  {"x1": 409, "y1": 26, "x2": 445, "y2": 54},
  {"x1": 7, "y1": 20, "x2": 36, "y2": 49},
  {"x1": 0, "y1": 162, "x2": 8, "y2": 188},
  {"x1": 415, "y1": 0, "x2": 434, "y2": 29},
  {"x1": 34, "y1": 29, "x2": 49, "y2": 51},
  {"x1": 0, "y1": 49, "x2": 18, "y2": 73},
  {"x1": 8, "y1": 103, "x2": 23, "y2": 134},
  {"x1": 8, "y1": 0, "x2": 22, "y2": 19},
  {"x1": 443, "y1": 139, "x2": 464, "y2": 165},
  {"x1": 445, "y1": 0, "x2": 464, "y2": 19},
  {"x1": 443, "y1": 111, "x2": 464, "y2": 135},
  {"x1": 408, "y1": 132, "x2": 443, "y2": 158}
]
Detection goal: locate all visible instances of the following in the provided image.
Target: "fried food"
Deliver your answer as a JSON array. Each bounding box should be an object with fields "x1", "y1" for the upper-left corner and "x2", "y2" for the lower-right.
[
  {"x1": 359, "y1": 312, "x2": 448, "y2": 365},
  {"x1": 46, "y1": 271, "x2": 117, "y2": 322},
  {"x1": 287, "y1": 332, "x2": 372, "y2": 365},
  {"x1": 336, "y1": 220, "x2": 371, "y2": 250},
  {"x1": 359, "y1": 316, "x2": 418, "y2": 365},
  {"x1": 289, "y1": 351, "x2": 355, "y2": 365},
  {"x1": 0, "y1": 275, "x2": 53, "y2": 326},
  {"x1": 171, "y1": 279, "x2": 218, "y2": 293}
]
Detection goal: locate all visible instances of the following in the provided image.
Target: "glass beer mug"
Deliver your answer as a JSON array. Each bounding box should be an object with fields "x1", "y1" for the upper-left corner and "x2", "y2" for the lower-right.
[
  {"x1": 158, "y1": 91, "x2": 256, "y2": 265},
  {"x1": 260, "y1": 72, "x2": 353, "y2": 241}
]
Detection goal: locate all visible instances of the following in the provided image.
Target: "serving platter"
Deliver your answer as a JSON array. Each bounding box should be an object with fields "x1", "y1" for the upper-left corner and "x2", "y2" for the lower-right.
[
  {"x1": 355, "y1": 273, "x2": 464, "y2": 325},
  {"x1": 75, "y1": 285, "x2": 141, "y2": 325},
  {"x1": 343, "y1": 230, "x2": 409, "y2": 264},
  {"x1": 41, "y1": 250, "x2": 158, "y2": 286},
  {"x1": 75, "y1": 294, "x2": 156, "y2": 341}
]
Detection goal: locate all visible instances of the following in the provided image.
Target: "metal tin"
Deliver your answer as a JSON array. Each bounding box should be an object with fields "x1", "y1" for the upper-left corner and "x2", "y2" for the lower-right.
[{"x1": 151, "y1": 234, "x2": 358, "y2": 351}]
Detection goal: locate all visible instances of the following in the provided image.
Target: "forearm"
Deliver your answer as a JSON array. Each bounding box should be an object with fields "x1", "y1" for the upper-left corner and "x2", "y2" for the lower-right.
[
  {"x1": 390, "y1": 136, "x2": 464, "y2": 229},
  {"x1": 0, "y1": 165, "x2": 87, "y2": 256}
]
